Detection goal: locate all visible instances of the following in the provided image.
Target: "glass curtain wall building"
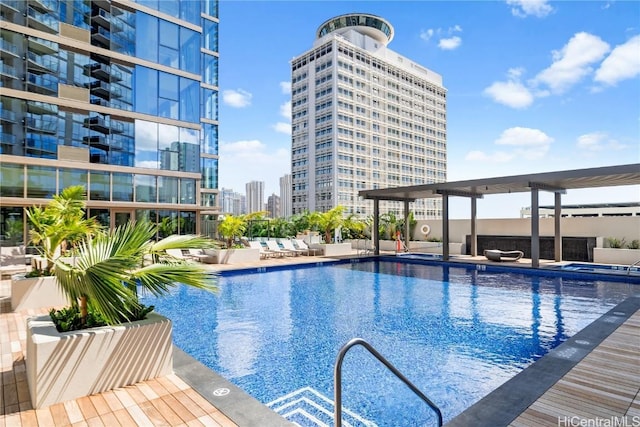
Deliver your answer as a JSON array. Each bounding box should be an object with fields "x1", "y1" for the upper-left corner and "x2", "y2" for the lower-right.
[
  {"x1": 0, "y1": 0, "x2": 219, "y2": 242},
  {"x1": 290, "y1": 14, "x2": 447, "y2": 219}
]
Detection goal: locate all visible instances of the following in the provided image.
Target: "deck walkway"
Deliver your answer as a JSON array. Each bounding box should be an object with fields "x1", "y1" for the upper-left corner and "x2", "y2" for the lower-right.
[{"x1": 1, "y1": 253, "x2": 638, "y2": 427}]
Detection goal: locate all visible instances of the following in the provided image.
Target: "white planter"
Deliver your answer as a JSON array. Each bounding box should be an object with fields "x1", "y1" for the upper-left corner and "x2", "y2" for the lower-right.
[
  {"x1": 11, "y1": 275, "x2": 68, "y2": 312},
  {"x1": 213, "y1": 248, "x2": 260, "y2": 264},
  {"x1": 26, "y1": 312, "x2": 173, "y2": 409},
  {"x1": 593, "y1": 248, "x2": 640, "y2": 265},
  {"x1": 310, "y1": 243, "x2": 352, "y2": 256}
]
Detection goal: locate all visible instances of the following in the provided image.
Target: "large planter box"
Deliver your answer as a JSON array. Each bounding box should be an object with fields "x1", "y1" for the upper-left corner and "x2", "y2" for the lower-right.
[
  {"x1": 593, "y1": 248, "x2": 640, "y2": 265},
  {"x1": 213, "y1": 248, "x2": 260, "y2": 264},
  {"x1": 310, "y1": 243, "x2": 352, "y2": 257},
  {"x1": 26, "y1": 312, "x2": 173, "y2": 409},
  {"x1": 11, "y1": 275, "x2": 68, "y2": 312}
]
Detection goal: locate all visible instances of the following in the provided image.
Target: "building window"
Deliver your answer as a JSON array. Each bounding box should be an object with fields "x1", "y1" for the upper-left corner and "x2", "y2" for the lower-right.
[
  {"x1": 0, "y1": 164, "x2": 24, "y2": 197},
  {"x1": 26, "y1": 166, "x2": 56, "y2": 199}
]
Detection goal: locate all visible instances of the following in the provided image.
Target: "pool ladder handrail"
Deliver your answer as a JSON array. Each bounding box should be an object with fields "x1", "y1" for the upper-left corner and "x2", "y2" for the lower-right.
[
  {"x1": 628, "y1": 258, "x2": 640, "y2": 275},
  {"x1": 334, "y1": 338, "x2": 443, "y2": 427}
]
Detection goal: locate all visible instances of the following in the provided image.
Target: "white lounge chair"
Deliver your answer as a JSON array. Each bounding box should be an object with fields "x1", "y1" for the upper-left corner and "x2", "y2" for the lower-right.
[
  {"x1": 280, "y1": 239, "x2": 307, "y2": 256},
  {"x1": 265, "y1": 240, "x2": 294, "y2": 257},
  {"x1": 249, "y1": 241, "x2": 276, "y2": 259},
  {"x1": 294, "y1": 239, "x2": 321, "y2": 256},
  {"x1": 484, "y1": 249, "x2": 524, "y2": 262}
]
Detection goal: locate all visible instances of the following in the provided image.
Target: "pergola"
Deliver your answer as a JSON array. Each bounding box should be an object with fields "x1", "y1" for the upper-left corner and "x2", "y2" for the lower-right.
[{"x1": 358, "y1": 163, "x2": 640, "y2": 267}]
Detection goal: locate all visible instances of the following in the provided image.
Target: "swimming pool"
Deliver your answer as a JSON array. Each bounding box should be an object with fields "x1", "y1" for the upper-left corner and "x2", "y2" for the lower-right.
[{"x1": 141, "y1": 260, "x2": 637, "y2": 426}]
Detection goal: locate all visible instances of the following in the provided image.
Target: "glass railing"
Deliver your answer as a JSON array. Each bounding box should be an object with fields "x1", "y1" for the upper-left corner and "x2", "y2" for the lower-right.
[
  {"x1": 27, "y1": 72, "x2": 58, "y2": 92},
  {"x1": 0, "y1": 62, "x2": 18, "y2": 78},
  {"x1": 27, "y1": 51, "x2": 59, "y2": 72},
  {"x1": 0, "y1": 109, "x2": 17, "y2": 122},
  {"x1": 0, "y1": 0, "x2": 21, "y2": 12},
  {"x1": 27, "y1": 7, "x2": 58, "y2": 32},
  {"x1": 0, "y1": 39, "x2": 19, "y2": 56},
  {"x1": 25, "y1": 116, "x2": 57, "y2": 133},
  {"x1": 29, "y1": 0, "x2": 57, "y2": 13},
  {"x1": 1, "y1": 132, "x2": 17, "y2": 145}
]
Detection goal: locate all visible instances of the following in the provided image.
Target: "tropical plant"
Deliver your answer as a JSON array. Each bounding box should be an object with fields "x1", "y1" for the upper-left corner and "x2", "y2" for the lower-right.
[
  {"x1": 342, "y1": 213, "x2": 367, "y2": 239},
  {"x1": 54, "y1": 220, "x2": 217, "y2": 327},
  {"x1": 311, "y1": 205, "x2": 345, "y2": 243},
  {"x1": 4, "y1": 216, "x2": 23, "y2": 244},
  {"x1": 605, "y1": 237, "x2": 626, "y2": 249},
  {"x1": 26, "y1": 186, "x2": 102, "y2": 275},
  {"x1": 379, "y1": 211, "x2": 399, "y2": 240},
  {"x1": 627, "y1": 239, "x2": 640, "y2": 250},
  {"x1": 218, "y1": 214, "x2": 247, "y2": 248}
]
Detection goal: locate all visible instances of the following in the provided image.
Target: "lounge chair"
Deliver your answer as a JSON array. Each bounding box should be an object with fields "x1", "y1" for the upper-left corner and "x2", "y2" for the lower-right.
[
  {"x1": 484, "y1": 249, "x2": 524, "y2": 262},
  {"x1": 294, "y1": 239, "x2": 321, "y2": 256},
  {"x1": 249, "y1": 241, "x2": 276, "y2": 259},
  {"x1": 280, "y1": 239, "x2": 307, "y2": 256},
  {"x1": 264, "y1": 240, "x2": 294, "y2": 257}
]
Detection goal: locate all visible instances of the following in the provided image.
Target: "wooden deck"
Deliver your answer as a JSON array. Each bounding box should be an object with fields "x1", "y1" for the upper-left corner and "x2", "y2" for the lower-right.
[
  {"x1": 509, "y1": 308, "x2": 640, "y2": 427},
  {"x1": 0, "y1": 306, "x2": 238, "y2": 427}
]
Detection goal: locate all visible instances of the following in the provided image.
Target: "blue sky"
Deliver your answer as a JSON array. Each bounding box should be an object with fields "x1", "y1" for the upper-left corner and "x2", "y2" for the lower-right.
[{"x1": 217, "y1": 0, "x2": 640, "y2": 218}]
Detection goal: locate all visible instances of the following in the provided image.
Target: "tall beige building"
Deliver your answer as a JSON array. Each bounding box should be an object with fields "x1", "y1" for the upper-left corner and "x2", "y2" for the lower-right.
[{"x1": 290, "y1": 13, "x2": 446, "y2": 218}]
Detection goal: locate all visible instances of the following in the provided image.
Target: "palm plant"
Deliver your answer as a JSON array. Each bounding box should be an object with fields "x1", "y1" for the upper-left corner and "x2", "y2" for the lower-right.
[
  {"x1": 314, "y1": 205, "x2": 345, "y2": 243},
  {"x1": 26, "y1": 186, "x2": 102, "y2": 275},
  {"x1": 218, "y1": 215, "x2": 247, "y2": 248},
  {"x1": 54, "y1": 220, "x2": 217, "y2": 326}
]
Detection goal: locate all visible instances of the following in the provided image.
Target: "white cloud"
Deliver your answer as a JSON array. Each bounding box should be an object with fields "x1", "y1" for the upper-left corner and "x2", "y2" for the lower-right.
[
  {"x1": 594, "y1": 35, "x2": 640, "y2": 86},
  {"x1": 576, "y1": 132, "x2": 627, "y2": 152},
  {"x1": 279, "y1": 81, "x2": 291, "y2": 94},
  {"x1": 464, "y1": 127, "x2": 554, "y2": 164},
  {"x1": 279, "y1": 100, "x2": 291, "y2": 120},
  {"x1": 506, "y1": 0, "x2": 554, "y2": 18},
  {"x1": 222, "y1": 89, "x2": 252, "y2": 108},
  {"x1": 483, "y1": 67, "x2": 534, "y2": 108},
  {"x1": 533, "y1": 32, "x2": 610, "y2": 94},
  {"x1": 420, "y1": 26, "x2": 462, "y2": 50},
  {"x1": 419, "y1": 29, "x2": 434, "y2": 42},
  {"x1": 219, "y1": 139, "x2": 290, "y2": 195},
  {"x1": 135, "y1": 160, "x2": 160, "y2": 169},
  {"x1": 272, "y1": 122, "x2": 291, "y2": 135},
  {"x1": 439, "y1": 36, "x2": 462, "y2": 50}
]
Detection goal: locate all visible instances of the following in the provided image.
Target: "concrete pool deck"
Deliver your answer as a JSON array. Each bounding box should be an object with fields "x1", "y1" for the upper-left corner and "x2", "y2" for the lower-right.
[{"x1": 1, "y1": 253, "x2": 638, "y2": 426}]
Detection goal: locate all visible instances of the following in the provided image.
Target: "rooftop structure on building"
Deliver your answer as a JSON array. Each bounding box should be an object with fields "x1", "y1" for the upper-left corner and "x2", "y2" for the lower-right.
[
  {"x1": 290, "y1": 13, "x2": 446, "y2": 219},
  {"x1": 0, "y1": 0, "x2": 219, "y2": 238},
  {"x1": 521, "y1": 202, "x2": 640, "y2": 218}
]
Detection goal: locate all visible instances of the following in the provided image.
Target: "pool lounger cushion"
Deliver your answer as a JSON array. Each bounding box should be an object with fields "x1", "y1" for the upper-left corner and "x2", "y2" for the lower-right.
[{"x1": 484, "y1": 249, "x2": 524, "y2": 262}]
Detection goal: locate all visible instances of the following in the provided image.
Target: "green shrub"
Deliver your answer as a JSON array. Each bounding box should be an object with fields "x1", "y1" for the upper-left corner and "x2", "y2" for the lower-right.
[
  {"x1": 627, "y1": 239, "x2": 640, "y2": 250},
  {"x1": 605, "y1": 237, "x2": 626, "y2": 248},
  {"x1": 50, "y1": 304, "x2": 155, "y2": 332}
]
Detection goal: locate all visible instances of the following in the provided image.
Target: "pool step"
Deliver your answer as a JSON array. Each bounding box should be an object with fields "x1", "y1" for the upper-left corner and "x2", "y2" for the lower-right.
[{"x1": 267, "y1": 386, "x2": 377, "y2": 427}]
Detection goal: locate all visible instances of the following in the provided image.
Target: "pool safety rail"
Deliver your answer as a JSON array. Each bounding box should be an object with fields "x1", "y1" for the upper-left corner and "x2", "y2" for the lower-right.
[{"x1": 334, "y1": 338, "x2": 443, "y2": 427}]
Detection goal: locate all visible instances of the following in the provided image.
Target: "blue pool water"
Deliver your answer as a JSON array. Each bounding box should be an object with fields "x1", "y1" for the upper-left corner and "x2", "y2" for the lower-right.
[{"x1": 140, "y1": 260, "x2": 636, "y2": 426}]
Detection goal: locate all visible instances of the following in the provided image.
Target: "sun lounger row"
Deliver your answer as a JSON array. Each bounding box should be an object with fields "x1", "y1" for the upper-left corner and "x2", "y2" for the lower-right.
[{"x1": 249, "y1": 240, "x2": 320, "y2": 259}]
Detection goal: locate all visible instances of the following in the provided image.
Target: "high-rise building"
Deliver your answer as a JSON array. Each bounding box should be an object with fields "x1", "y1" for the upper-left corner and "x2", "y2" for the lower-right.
[
  {"x1": 0, "y1": 0, "x2": 219, "y2": 238},
  {"x1": 245, "y1": 180, "x2": 264, "y2": 214},
  {"x1": 220, "y1": 188, "x2": 246, "y2": 216},
  {"x1": 290, "y1": 13, "x2": 446, "y2": 218},
  {"x1": 266, "y1": 193, "x2": 280, "y2": 218},
  {"x1": 279, "y1": 174, "x2": 292, "y2": 218}
]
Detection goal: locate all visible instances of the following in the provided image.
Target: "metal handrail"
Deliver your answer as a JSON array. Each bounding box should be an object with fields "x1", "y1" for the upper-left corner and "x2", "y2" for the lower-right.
[
  {"x1": 334, "y1": 338, "x2": 443, "y2": 427},
  {"x1": 628, "y1": 258, "x2": 640, "y2": 275}
]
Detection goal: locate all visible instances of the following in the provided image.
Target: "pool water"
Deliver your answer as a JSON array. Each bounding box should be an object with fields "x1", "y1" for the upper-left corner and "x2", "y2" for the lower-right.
[{"x1": 140, "y1": 261, "x2": 635, "y2": 426}]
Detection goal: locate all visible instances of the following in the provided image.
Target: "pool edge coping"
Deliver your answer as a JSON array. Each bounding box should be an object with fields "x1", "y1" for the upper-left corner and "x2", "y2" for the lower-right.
[{"x1": 444, "y1": 295, "x2": 640, "y2": 427}]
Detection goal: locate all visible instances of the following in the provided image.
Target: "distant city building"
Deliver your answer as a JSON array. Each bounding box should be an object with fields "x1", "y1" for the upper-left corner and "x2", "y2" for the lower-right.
[
  {"x1": 267, "y1": 194, "x2": 281, "y2": 218},
  {"x1": 279, "y1": 174, "x2": 293, "y2": 218},
  {"x1": 0, "y1": 1, "x2": 220, "y2": 237},
  {"x1": 520, "y1": 203, "x2": 640, "y2": 218},
  {"x1": 246, "y1": 180, "x2": 265, "y2": 214},
  {"x1": 290, "y1": 13, "x2": 446, "y2": 219},
  {"x1": 220, "y1": 188, "x2": 246, "y2": 216}
]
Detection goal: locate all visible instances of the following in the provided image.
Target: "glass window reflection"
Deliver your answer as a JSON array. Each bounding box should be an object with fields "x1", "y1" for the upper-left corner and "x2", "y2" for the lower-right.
[
  {"x1": 134, "y1": 120, "x2": 159, "y2": 169},
  {"x1": 113, "y1": 173, "x2": 133, "y2": 201},
  {"x1": 27, "y1": 166, "x2": 56, "y2": 199},
  {"x1": 135, "y1": 174, "x2": 157, "y2": 202},
  {"x1": 0, "y1": 163, "x2": 24, "y2": 197}
]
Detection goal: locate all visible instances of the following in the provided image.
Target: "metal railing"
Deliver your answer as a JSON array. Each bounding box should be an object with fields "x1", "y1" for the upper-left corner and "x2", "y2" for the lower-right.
[
  {"x1": 628, "y1": 259, "x2": 640, "y2": 275},
  {"x1": 334, "y1": 338, "x2": 443, "y2": 427}
]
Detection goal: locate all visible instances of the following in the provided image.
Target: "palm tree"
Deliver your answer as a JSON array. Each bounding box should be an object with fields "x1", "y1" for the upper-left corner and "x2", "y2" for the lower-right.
[
  {"x1": 315, "y1": 206, "x2": 345, "y2": 243},
  {"x1": 54, "y1": 220, "x2": 217, "y2": 325},
  {"x1": 26, "y1": 185, "x2": 102, "y2": 275},
  {"x1": 217, "y1": 214, "x2": 247, "y2": 248}
]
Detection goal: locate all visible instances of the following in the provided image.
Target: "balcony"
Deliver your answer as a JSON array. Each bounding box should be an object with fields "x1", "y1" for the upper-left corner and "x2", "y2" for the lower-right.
[
  {"x1": 0, "y1": 39, "x2": 19, "y2": 58},
  {"x1": 91, "y1": 8, "x2": 111, "y2": 30},
  {"x1": 26, "y1": 72, "x2": 57, "y2": 95},
  {"x1": 91, "y1": 26, "x2": 111, "y2": 48},
  {"x1": 0, "y1": 0, "x2": 20, "y2": 13},
  {"x1": 83, "y1": 62, "x2": 123, "y2": 82},
  {"x1": 25, "y1": 116, "x2": 57, "y2": 134},
  {"x1": 27, "y1": 7, "x2": 58, "y2": 34},
  {"x1": 27, "y1": 51, "x2": 58, "y2": 74},
  {"x1": 27, "y1": 0, "x2": 56, "y2": 14},
  {"x1": 0, "y1": 132, "x2": 16, "y2": 145},
  {"x1": 0, "y1": 109, "x2": 16, "y2": 124},
  {"x1": 0, "y1": 62, "x2": 19, "y2": 80},
  {"x1": 82, "y1": 135, "x2": 109, "y2": 151},
  {"x1": 90, "y1": 97, "x2": 109, "y2": 107},
  {"x1": 83, "y1": 116, "x2": 110, "y2": 134},
  {"x1": 27, "y1": 37, "x2": 57, "y2": 55}
]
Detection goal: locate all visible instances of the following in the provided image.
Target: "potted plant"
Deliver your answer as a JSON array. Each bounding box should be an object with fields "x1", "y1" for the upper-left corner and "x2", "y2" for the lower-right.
[
  {"x1": 11, "y1": 186, "x2": 101, "y2": 311},
  {"x1": 23, "y1": 187, "x2": 218, "y2": 408},
  {"x1": 594, "y1": 237, "x2": 640, "y2": 265},
  {"x1": 307, "y1": 206, "x2": 352, "y2": 256}
]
